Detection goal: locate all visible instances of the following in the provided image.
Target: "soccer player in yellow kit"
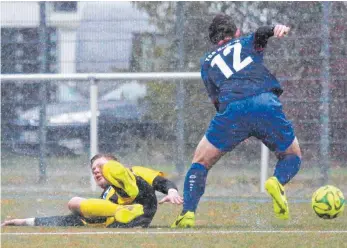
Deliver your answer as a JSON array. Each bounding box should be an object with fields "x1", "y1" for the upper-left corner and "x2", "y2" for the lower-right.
[{"x1": 2, "y1": 154, "x2": 182, "y2": 228}]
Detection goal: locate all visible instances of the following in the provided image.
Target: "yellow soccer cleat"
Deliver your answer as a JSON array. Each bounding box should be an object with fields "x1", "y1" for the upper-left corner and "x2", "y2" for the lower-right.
[
  {"x1": 265, "y1": 176, "x2": 289, "y2": 220},
  {"x1": 171, "y1": 211, "x2": 195, "y2": 228}
]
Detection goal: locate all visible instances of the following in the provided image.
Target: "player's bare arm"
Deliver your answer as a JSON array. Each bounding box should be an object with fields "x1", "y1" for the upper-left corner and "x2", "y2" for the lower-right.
[
  {"x1": 152, "y1": 175, "x2": 183, "y2": 205},
  {"x1": 158, "y1": 189, "x2": 183, "y2": 205},
  {"x1": 1, "y1": 218, "x2": 33, "y2": 226}
]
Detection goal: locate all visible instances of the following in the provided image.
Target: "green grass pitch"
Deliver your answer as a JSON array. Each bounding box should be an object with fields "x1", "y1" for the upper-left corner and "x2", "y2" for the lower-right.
[{"x1": 1, "y1": 199, "x2": 346, "y2": 248}]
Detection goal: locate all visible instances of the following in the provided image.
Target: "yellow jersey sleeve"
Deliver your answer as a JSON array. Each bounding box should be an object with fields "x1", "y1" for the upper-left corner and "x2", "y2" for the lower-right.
[
  {"x1": 131, "y1": 166, "x2": 165, "y2": 186},
  {"x1": 102, "y1": 160, "x2": 139, "y2": 204}
]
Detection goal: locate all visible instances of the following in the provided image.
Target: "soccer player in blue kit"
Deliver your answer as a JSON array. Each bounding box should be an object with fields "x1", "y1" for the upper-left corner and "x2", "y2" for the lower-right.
[{"x1": 172, "y1": 14, "x2": 302, "y2": 228}]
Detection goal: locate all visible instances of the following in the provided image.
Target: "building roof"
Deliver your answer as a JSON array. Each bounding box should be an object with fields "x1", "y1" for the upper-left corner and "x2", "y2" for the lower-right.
[{"x1": 76, "y1": 1, "x2": 156, "y2": 73}]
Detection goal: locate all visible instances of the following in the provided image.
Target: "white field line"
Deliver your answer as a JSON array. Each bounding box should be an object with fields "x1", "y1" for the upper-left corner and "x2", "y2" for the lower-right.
[{"x1": 2, "y1": 230, "x2": 347, "y2": 236}]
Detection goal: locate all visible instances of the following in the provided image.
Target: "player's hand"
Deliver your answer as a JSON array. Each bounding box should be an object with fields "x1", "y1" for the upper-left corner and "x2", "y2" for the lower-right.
[
  {"x1": 1, "y1": 218, "x2": 27, "y2": 226},
  {"x1": 159, "y1": 189, "x2": 183, "y2": 205},
  {"x1": 273, "y1": 24, "x2": 290, "y2": 38}
]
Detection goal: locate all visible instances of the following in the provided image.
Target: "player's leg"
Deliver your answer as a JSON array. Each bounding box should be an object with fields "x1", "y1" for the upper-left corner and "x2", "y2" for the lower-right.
[
  {"x1": 172, "y1": 101, "x2": 250, "y2": 228},
  {"x1": 106, "y1": 204, "x2": 156, "y2": 228},
  {"x1": 264, "y1": 137, "x2": 302, "y2": 219},
  {"x1": 68, "y1": 197, "x2": 86, "y2": 214},
  {"x1": 105, "y1": 192, "x2": 157, "y2": 228},
  {"x1": 265, "y1": 138, "x2": 301, "y2": 220},
  {"x1": 68, "y1": 197, "x2": 144, "y2": 224},
  {"x1": 273, "y1": 137, "x2": 302, "y2": 186},
  {"x1": 172, "y1": 136, "x2": 225, "y2": 228},
  {"x1": 184, "y1": 135, "x2": 225, "y2": 211},
  {"x1": 253, "y1": 92, "x2": 301, "y2": 219},
  {"x1": 35, "y1": 215, "x2": 86, "y2": 226}
]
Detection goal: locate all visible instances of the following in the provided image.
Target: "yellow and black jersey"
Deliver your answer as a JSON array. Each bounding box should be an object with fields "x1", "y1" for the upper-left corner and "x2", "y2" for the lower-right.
[
  {"x1": 33, "y1": 161, "x2": 177, "y2": 228},
  {"x1": 101, "y1": 162, "x2": 161, "y2": 202},
  {"x1": 99, "y1": 160, "x2": 177, "y2": 223}
]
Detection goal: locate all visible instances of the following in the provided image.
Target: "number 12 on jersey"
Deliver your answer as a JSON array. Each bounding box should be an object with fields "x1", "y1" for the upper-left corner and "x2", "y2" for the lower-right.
[{"x1": 211, "y1": 42, "x2": 253, "y2": 79}]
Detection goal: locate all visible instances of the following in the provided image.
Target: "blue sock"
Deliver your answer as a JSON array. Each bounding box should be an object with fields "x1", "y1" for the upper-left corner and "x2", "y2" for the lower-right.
[
  {"x1": 183, "y1": 163, "x2": 208, "y2": 213},
  {"x1": 274, "y1": 154, "x2": 301, "y2": 185}
]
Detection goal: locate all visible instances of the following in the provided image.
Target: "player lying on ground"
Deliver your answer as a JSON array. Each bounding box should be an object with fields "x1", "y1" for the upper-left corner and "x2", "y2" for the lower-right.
[
  {"x1": 172, "y1": 14, "x2": 302, "y2": 228},
  {"x1": 2, "y1": 153, "x2": 183, "y2": 228}
]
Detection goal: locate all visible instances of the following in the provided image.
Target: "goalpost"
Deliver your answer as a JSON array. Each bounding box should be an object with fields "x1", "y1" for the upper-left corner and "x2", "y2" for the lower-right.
[{"x1": 0, "y1": 72, "x2": 270, "y2": 192}]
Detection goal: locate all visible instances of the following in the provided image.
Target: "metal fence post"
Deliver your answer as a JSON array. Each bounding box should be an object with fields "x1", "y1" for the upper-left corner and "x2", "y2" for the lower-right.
[
  {"x1": 260, "y1": 143, "x2": 269, "y2": 192},
  {"x1": 90, "y1": 77, "x2": 98, "y2": 191},
  {"x1": 38, "y1": 1, "x2": 49, "y2": 183},
  {"x1": 175, "y1": 1, "x2": 186, "y2": 175},
  {"x1": 320, "y1": 2, "x2": 331, "y2": 184}
]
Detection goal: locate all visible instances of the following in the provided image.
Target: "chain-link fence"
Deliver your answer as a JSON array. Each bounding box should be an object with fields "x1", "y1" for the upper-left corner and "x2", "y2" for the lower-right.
[{"x1": 1, "y1": 1, "x2": 346, "y2": 198}]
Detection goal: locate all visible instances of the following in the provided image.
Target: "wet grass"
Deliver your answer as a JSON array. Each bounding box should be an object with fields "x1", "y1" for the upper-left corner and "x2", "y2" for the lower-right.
[
  {"x1": 1, "y1": 151, "x2": 347, "y2": 247},
  {"x1": 2, "y1": 232, "x2": 346, "y2": 248},
  {"x1": 1, "y1": 200, "x2": 346, "y2": 248}
]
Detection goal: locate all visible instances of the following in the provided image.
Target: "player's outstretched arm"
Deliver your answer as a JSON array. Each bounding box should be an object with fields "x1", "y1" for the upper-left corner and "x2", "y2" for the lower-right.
[
  {"x1": 152, "y1": 176, "x2": 183, "y2": 205},
  {"x1": 2, "y1": 215, "x2": 86, "y2": 227},
  {"x1": 158, "y1": 188, "x2": 183, "y2": 205},
  {"x1": 1, "y1": 218, "x2": 33, "y2": 226}
]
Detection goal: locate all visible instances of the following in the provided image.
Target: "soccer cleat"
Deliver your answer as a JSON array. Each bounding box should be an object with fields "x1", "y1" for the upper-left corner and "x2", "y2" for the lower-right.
[
  {"x1": 171, "y1": 211, "x2": 195, "y2": 228},
  {"x1": 265, "y1": 176, "x2": 289, "y2": 220}
]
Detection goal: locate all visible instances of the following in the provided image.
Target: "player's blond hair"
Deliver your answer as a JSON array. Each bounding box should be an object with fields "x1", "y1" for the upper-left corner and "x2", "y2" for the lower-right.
[{"x1": 90, "y1": 153, "x2": 118, "y2": 167}]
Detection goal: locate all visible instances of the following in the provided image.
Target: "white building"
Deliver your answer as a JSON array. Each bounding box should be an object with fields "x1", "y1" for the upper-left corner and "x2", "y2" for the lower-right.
[
  {"x1": 76, "y1": 1, "x2": 155, "y2": 73},
  {"x1": 1, "y1": 1, "x2": 85, "y2": 74},
  {"x1": 1, "y1": 1, "x2": 162, "y2": 95}
]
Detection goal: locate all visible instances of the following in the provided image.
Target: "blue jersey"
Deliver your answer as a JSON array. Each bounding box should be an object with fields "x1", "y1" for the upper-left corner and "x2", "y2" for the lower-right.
[{"x1": 201, "y1": 33, "x2": 283, "y2": 104}]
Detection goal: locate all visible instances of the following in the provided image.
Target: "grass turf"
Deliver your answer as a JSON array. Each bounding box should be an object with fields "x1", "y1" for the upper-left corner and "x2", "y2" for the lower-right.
[
  {"x1": 1, "y1": 200, "x2": 346, "y2": 248},
  {"x1": 1, "y1": 151, "x2": 346, "y2": 247}
]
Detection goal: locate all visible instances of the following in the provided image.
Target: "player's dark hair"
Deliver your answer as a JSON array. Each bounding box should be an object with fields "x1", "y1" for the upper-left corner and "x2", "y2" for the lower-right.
[
  {"x1": 209, "y1": 14, "x2": 237, "y2": 44},
  {"x1": 90, "y1": 153, "x2": 118, "y2": 166}
]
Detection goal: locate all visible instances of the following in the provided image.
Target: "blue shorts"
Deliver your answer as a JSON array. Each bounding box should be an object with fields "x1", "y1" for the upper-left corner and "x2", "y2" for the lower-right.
[{"x1": 205, "y1": 92, "x2": 295, "y2": 152}]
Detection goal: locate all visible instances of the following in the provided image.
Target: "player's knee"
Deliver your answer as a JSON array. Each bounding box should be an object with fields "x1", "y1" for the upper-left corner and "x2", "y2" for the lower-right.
[
  {"x1": 291, "y1": 143, "x2": 302, "y2": 159},
  {"x1": 284, "y1": 137, "x2": 302, "y2": 158},
  {"x1": 192, "y1": 157, "x2": 211, "y2": 170},
  {"x1": 192, "y1": 136, "x2": 223, "y2": 169},
  {"x1": 192, "y1": 151, "x2": 220, "y2": 169},
  {"x1": 68, "y1": 197, "x2": 85, "y2": 212}
]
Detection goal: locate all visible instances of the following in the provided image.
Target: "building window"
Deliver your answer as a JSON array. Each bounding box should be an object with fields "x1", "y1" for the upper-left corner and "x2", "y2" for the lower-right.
[
  {"x1": 1, "y1": 28, "x2": 57, "y2": 74},
  {"x1": 53, "y1": 2, "x2": 77, "y2": 12}
]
